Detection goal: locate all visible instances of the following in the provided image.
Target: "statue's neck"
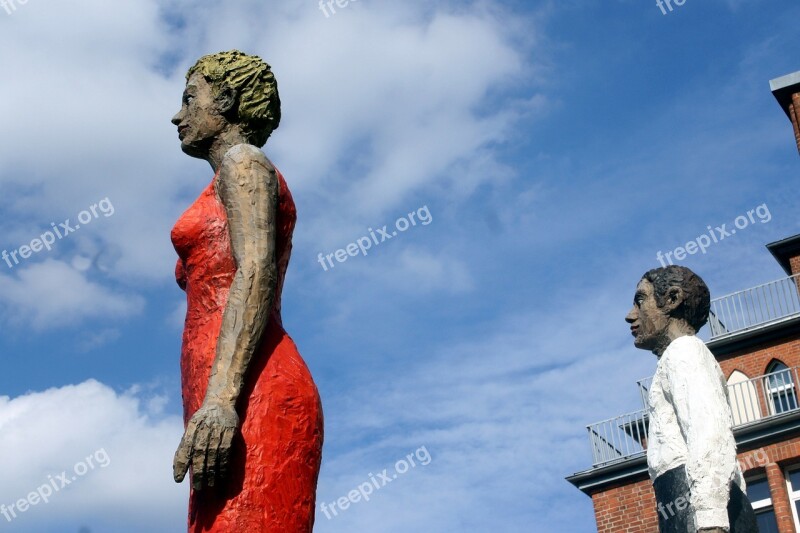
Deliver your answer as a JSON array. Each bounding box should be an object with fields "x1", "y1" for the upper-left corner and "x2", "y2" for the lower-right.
[{"x1": 207, "y1": 127, "x2": 249, "y2": 171}]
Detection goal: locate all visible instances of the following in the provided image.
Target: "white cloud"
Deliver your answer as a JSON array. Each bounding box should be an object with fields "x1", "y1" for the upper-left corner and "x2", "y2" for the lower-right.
[
  {"x1": 0, "y1": 260, "x2": 144, "y2": 330},
  {"x1": 0, "y1": 380, "x2": 186, "y2": 533},
  {"x1": 0, "y1": 0, "x2": 537, "y2": 301}
]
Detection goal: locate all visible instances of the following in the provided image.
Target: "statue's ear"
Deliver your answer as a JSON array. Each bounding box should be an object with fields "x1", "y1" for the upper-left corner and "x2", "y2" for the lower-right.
[
  {"x1": 215, "y1": 83, "x2": 238, "y2": 115},
  {"x1": 664, "y1": 286, "x2": 685, "y2": 314}
]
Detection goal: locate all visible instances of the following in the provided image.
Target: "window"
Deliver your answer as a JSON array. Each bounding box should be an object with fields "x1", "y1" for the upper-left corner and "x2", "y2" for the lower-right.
[
  {"x1": 786, "y1": 467, "x2": 800, "y2": 531},
  {"x1": 727, "y1": 370, "x2": 761, "y2": 425},
  {"x1": 747, "y1": 475, "x2": 778, "y2": 533},
  {"x1": 765, "y1": 361, "x2": 798, "y2": 414}
]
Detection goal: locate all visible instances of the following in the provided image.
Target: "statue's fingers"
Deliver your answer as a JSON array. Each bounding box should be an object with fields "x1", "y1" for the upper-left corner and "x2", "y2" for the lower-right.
[
  {"x1": 217, "y1": 427, "x2": 236, "y2": 482},
  {"x1": 173, "y1": 448, "x2": 190, "y2": 482},
  {"x1": 191, "y1": 425, "x2": 211, "y2": 491},
  {"x1": 173, "y1": 424, "x2": 196, "y2": 483},
  {"x1": 205, "y1": 427, "x2": 222, "y2": 488}
]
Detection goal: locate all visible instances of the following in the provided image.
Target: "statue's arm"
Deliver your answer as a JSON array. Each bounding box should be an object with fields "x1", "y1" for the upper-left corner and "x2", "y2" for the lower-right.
[
  {"x1": 173, "y1": 144, "x2": 278, "y2": 490},
  {"x1": 205, "y1": 144, "x2": 278, "y2": 406},
  {"x1": 665, "y1": 341, "x2": 735, "y2": 532}
]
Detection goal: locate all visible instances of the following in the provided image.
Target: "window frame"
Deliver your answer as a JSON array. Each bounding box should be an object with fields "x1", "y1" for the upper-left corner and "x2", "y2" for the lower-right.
[
  {"x1": 747, "y1": 473, "x2": 779, "y2": 532},
  {"x1": 747, "y1": 473, "x2": 772, "y2": 510},
  {"x1": 786, "y1": 465, "x2": 800, "y2": 530},
  {"x1": 765, "y1": 362, "x2": 798, "y2": 415}
]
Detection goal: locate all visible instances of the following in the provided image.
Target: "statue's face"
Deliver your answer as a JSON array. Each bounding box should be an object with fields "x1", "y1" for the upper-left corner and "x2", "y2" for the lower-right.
[
  {"x1": 625, "y1": 279, "x2": 670, "y2": 352},
  {"x1": 171, "y1": 73, "x2": 229, "y2": 159}
]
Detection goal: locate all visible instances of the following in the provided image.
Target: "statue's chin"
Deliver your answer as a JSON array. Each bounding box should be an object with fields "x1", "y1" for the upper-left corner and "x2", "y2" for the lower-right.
[
  {"x1": 180, "y1": 142, "x2": 207, "y2": 160},
  {"x1": 633, "y1": 338, "x2": 650, "y2": 351}
]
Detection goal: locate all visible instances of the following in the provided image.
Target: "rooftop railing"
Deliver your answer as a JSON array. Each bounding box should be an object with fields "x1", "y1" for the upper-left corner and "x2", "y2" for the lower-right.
[
  {"x1": 709, "y1": 274, "x2": 800, "y2": 340},
  {"x1": 587, "y1": 366, "x2": 800, "y2": 468},
  {"x1": 588, "y1": 409, "x2": 648, "y2": 467}
]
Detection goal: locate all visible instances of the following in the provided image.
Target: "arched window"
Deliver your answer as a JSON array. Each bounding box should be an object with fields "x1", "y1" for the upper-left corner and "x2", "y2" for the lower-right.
[
  {"x1": 765, "y1": 361, "x2": 798, "y2": 415},
  {"x1": 727, "y1": 370, "x2": 761, "y2": 425}
]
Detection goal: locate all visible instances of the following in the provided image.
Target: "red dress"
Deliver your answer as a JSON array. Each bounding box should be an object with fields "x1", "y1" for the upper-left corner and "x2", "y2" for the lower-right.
[{"x1": 171, "y1": 167, "x2": 324, "y2": 533}]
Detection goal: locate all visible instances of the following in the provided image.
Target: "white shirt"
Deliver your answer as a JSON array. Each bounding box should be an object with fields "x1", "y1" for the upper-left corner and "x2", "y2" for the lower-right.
[{"x1": 647, "y1": 335, "x2": 744, "y2": 531}]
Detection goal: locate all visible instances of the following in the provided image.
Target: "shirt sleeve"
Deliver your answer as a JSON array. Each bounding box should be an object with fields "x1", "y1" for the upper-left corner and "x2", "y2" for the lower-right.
[{"x1": 663, "y1": 338, "x2": 736, "y2": 531}]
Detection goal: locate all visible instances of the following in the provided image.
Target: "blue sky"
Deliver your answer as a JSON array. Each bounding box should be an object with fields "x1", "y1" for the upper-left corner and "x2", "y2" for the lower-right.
[{"x1": 0, "y1": 0, "x2": 799, "y2": 531}]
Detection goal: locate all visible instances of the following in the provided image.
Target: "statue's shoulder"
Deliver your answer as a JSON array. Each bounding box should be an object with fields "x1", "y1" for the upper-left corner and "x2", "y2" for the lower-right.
[
  {"x1": 221, "y1": 144, "x2": 274, "y2": 174},
  {"x1": 663, "y1": 336, "x2": 713, "y2": 372}
]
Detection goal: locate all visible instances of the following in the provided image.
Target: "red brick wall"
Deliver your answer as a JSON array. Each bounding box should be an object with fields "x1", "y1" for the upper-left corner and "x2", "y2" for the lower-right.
[
  {"x1": 717, "y1": 332, "x2": 800, "y2": 380},
  {"x1": 790, "y1": 93, "x2": 800, "y2": 155},
  {"x1": 591, "y1": 476, "x2": 658, "y2": 533},
  {"x1": 591, "y1": 439, "x2": 800, "y2": 533},
  {"x1": 791, "y1": 255, "x2": 800, "y2": 277}
]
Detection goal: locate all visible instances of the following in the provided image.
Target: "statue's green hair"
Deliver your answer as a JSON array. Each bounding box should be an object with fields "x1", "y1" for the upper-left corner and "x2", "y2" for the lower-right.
[{"x1": 187, "y1": 50, "x2": 281, "y2": 147}]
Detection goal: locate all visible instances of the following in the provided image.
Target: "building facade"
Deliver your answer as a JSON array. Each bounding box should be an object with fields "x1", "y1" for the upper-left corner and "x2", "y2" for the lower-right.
[{"x1": 566, "y1": 74, "x2": 800, "y2": 533}]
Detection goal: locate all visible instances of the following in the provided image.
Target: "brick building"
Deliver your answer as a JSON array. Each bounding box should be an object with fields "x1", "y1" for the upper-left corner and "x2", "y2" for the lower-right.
[
  {"x1": 566, "y1": 73, "x2": 800, "y2": 533},
  {"x1": 772, "y1": 71, "x2": 800, "y2": 156}
]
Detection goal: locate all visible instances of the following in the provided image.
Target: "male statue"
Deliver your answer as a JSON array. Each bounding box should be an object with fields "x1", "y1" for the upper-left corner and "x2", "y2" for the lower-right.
[{"x1": 625, "y1": 266, "x2": 757, "y2": 533}]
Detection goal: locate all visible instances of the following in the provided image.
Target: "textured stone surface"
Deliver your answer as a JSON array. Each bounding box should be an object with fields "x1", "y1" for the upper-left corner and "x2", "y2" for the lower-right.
[
  {"x1": 647, "y1": 336, "x2": 742, "y2": 530},
  {"x1": 172, "y1": 168, "x2": 323, "y2": 532}
]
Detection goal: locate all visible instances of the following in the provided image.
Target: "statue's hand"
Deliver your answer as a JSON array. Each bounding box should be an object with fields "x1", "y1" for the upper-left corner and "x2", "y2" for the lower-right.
[{"x1": 173, "y1": 401, "x2": 239, "y2": 490}]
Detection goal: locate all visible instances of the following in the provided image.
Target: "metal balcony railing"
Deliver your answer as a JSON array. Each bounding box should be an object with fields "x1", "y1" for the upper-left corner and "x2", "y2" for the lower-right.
[
  {"x1": 588, "y1": 409, "x2": 648, "y2": 467},
  {"x1": 637, "y1": 376, "x2": 653, "y2": 410},
  {"x1": 587, "y1": 366, "x2": 800, "y2": 468},
  {"x1": 709, "y1": 274, "x2": 800, "y2": 340},
  {"x1": 728, "y1": 365, "x2": 800, "y2": 426}
]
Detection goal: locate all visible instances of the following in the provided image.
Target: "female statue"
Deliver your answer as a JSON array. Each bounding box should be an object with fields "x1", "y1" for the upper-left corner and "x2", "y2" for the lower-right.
[{"x1": 170, "y1": 50, "x2": 323, "y2": 532}]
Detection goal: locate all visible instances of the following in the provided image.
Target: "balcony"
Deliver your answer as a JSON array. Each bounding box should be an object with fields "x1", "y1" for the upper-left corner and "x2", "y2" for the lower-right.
[
  {"x1": 708, "y1": 274, "x2": 800, "y2": 341},
  {"x1": 587, "y1": 366, "x2": 800, "y2": 468}
]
